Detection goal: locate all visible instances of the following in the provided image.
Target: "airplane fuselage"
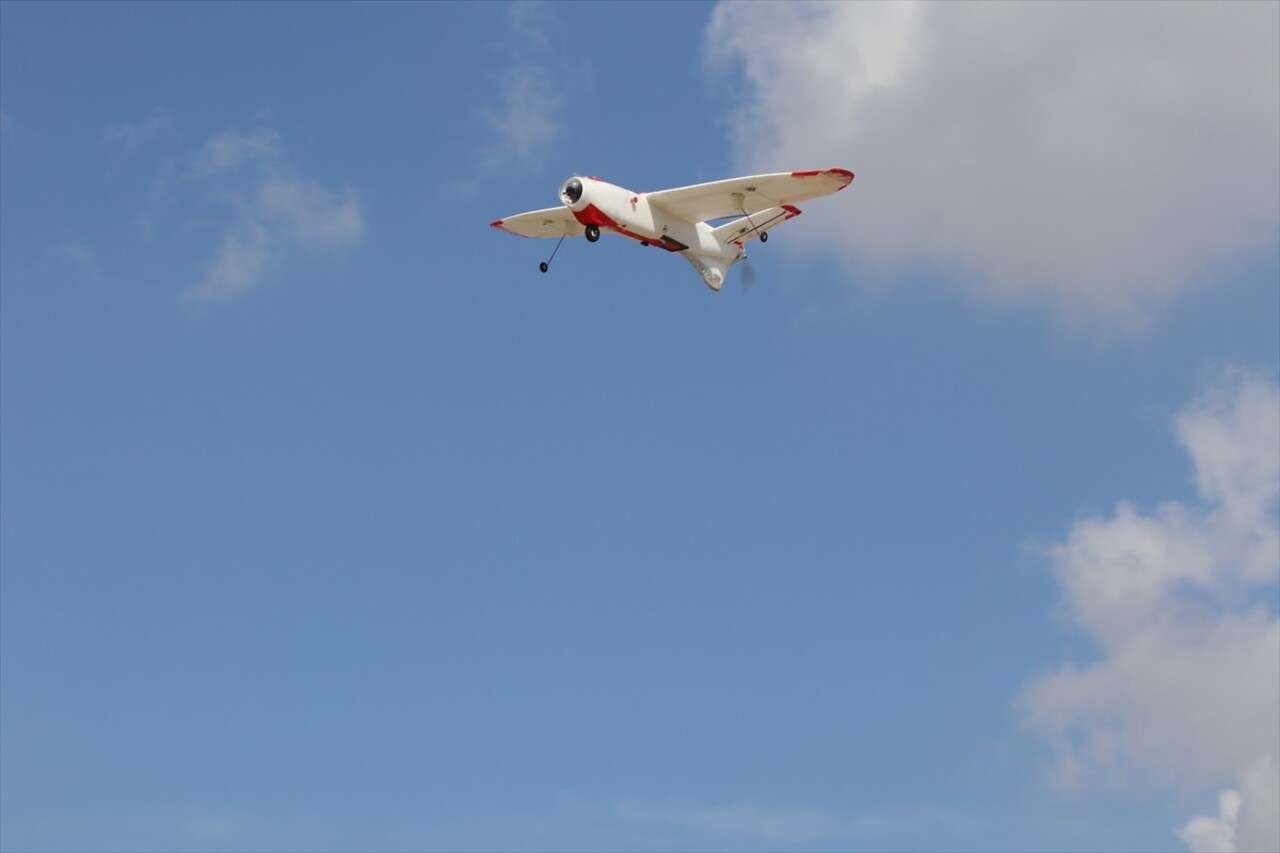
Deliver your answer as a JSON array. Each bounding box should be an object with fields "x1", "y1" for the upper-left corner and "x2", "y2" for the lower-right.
[{"x1": 559, "y1": 176, "x2": 740, "y2": 262}]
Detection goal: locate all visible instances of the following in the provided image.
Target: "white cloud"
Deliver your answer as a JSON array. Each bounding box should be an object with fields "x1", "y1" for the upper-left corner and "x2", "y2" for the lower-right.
[
  {"x1": 189, "y1": 218, "x2": 274, "y2": 302},
  {"x1": 474, "y1": 3, "x2": 570, "y2": 178},
  {"x1": 102, "y1": 111, "x2": 174, "y2": 150},
  {"x1": 1177, "y1": 763, "x2": 1280, "y2": 853},
  {"x1": 706, "y1": 2, "x2": 1280, "y2": 326},
  {"x1": 1018, "y1": 370, "x2": 1280, "y2": 852},
  {"x1": 189, "y1": 128, "x2": 281, "y2": 178},
  {"x1": 1180, "y1": 789, "x2": 1241, "y2": 853},
  {"x1": 483, "y1": 66, "x2": 562, "y2": 169},
  {"x1": 181, "y1": 129, "x2": 365, "y2": 303},
  {"x1": 254, "y1": 174, "x2": 364, "y2": 248}
]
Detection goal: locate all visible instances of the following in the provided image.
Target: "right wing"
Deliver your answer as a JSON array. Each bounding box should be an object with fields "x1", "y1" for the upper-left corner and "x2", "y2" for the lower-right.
[
  {"x1": 645, "y1": 169, "x2": 854, "y2": 224},
  {"x1": 490, "y1": 206, "x2": 585, "y2": 239}
]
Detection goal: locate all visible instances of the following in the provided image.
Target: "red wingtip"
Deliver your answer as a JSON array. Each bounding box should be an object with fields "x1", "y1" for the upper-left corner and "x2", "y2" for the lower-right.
[
  {"x1": 782, "y1": 204, "x2": 802, "y2": 217},
  {"x1": 490, "y1": 219, "x2": 504, "y2": 228},
  {"x1": 791, "y1": 168, "x2": 855, "y2": 187}
]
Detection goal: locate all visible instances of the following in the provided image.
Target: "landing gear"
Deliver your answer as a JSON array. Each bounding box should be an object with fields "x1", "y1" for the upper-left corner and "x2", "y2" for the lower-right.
[
  {"x1": 760, "y1": 231, "x2": 768, "y2": 243},
  {"x1": 585, "y1": 225, "x2": 600, "y2": 243},
  {"x1": 540, "y1": 234, "x2": 566, "y2": 273}
]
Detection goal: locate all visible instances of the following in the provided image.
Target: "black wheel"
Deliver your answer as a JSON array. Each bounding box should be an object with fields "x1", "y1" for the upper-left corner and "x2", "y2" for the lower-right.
[
  {"x1": 585, "y1": 225, "x2": 600, "y2": 243},
  {"x1": 760, "y1": 232, "x2": 769, "y2": 243},
  {"x1": 539, "y1": 262, "x2": 549, "y2": 273}
]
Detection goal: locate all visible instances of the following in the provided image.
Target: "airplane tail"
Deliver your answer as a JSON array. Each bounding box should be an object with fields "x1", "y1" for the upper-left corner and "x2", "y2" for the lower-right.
[
  {"x1": 710, "y1": 204, "x2": 801, "y2": 247},
  {"x1": 681, "y1": 252, "x2": 738, "y2": 291},
  {"x1": 685, "y1": 204, "x2": 800, "y2": 291}
]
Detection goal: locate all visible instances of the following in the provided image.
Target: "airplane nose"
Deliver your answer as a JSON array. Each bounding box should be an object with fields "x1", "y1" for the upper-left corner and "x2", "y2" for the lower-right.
[{"x1": 560, "y1": 177, "x2": 583, "y2": 205}]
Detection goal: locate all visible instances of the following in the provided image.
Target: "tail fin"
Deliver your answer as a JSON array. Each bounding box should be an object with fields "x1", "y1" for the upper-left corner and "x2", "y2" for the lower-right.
[
  {"x1": 681, "y1": 252, "x2": 736, "y2": 291},
  {"x1": 711, "y1": 205, "x2": 801, "y2": 247}
]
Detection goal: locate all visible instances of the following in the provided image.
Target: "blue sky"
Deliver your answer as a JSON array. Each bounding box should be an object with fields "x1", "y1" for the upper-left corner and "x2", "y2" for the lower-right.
[{"x1": 1, "y1": 3, "x2": 1277, "y2": 851}]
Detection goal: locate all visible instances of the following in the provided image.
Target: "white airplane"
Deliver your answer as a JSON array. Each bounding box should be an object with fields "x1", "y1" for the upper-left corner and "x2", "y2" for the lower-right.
[{"x1": 491, "y1": 169, "x2": 854, "y2": 291}]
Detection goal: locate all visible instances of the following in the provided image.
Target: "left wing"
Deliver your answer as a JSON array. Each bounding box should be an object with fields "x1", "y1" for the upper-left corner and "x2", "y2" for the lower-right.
[
  {"x1": 490, "y1": 207, "x2": 585, "y2": 239},
  {"x1": 645, "y1": 169, "x2": 853, "y2": 224}
]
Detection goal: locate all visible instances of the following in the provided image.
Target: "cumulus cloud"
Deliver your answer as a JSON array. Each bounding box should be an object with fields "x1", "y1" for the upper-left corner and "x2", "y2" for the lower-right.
[
  {"x1": 1180, "y1": 789, "x2": 1242, "y2": 853},
  {"x1": 1018, "y1": 370, "x2": 1280, "y2": 852},
  {"x1": 1178, "y1": 761, "x2": 1280, "y2": 853},
  {"x1": 706, "y1": 2, "x2": 1280, "y2": 325},
  {"x1": 181, "y1": 129, "x2": 364, "y2": 303}
]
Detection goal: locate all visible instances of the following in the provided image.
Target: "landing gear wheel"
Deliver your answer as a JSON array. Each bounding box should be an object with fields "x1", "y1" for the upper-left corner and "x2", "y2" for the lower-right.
[
  {"x1": 760, "y1": 232, "x2": 769, "y2": 243},
  {"x1": 585, "y1": 225, "x2": 601, "y2": 243},
  {"x1": 539, "y1": 262, "x2": 549, "y2": 273}
]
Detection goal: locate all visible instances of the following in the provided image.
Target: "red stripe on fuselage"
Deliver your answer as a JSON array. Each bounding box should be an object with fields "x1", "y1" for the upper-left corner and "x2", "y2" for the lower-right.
[{"x1": 573, "y1": 204, "x2": 686, "y2": 252}]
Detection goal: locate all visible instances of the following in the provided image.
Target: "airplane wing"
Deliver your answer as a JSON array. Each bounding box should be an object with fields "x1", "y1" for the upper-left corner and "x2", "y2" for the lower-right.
[
  {"x1": 490, "y1": 206, "x2": 585, "y2": 239},
  {"x1": 645, "y1": 168, "x2": 854, "y2": 224}
]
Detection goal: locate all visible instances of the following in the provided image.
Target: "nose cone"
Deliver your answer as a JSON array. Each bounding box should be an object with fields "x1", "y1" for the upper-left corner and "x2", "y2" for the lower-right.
[{"x1": 560, "y1": 177, "x2": 584, "y2": 207}]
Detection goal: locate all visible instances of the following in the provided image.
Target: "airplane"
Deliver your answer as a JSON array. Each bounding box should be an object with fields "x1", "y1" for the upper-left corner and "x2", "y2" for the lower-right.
[{"x1": 491, "y1": 169, "x2": 854, "y2": 291}]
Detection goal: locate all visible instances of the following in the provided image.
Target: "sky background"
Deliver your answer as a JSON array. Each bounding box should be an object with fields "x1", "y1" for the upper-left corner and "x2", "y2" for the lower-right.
[{"x1": 1, "y1": 3, "x2": 1277, "y2": 852}]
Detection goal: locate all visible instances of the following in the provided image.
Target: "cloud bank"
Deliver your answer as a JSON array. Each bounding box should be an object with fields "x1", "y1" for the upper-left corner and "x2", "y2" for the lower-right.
[
  {"x1": 1018, "y1": 370, "x2": 1280, "y2": 852},
  {"x1": 706, "y1": 2, "x2": 1279, "y2": 325}
]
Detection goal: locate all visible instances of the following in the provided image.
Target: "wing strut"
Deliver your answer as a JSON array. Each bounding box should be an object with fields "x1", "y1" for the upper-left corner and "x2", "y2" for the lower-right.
[
  {"x1": 733, "y1": 192, "x2": 770, "y2": 244},
  {"x1": 540, "y1": 234, "x2": 567, "y2": 274}
]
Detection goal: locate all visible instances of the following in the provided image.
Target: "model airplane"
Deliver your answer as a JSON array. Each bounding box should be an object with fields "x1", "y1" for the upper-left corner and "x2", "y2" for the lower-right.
[{"x1": 491, "y1": 169, "x2": 854, "y2": 291}]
